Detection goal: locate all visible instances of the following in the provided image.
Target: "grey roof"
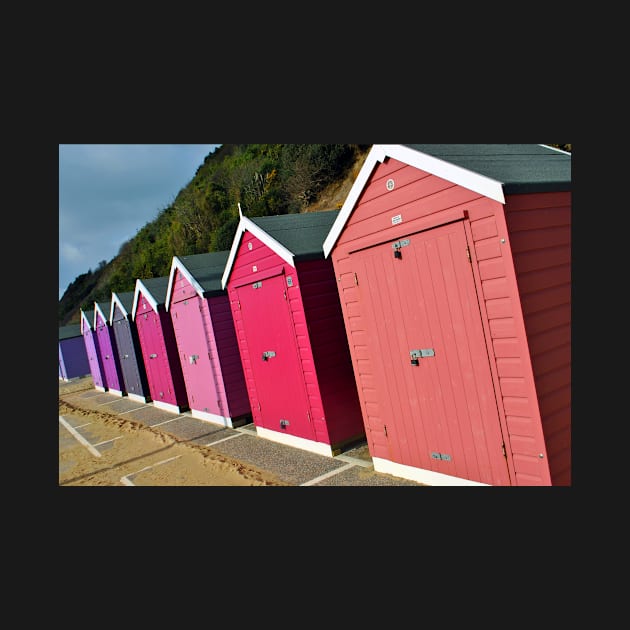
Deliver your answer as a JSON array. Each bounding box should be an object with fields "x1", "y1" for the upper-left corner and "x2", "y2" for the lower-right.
[
  {"x1": 177, "y1": 250, "x2": 230, "y2": 296},
  {"x1": 59, "y1": 323, "x2": 82, "y2": 341},
  {"x1": 250, "y1": 210, "x2": 339, "y2": 261},
  {"x1": 114, "y1": 291, "x2": 135, "y2": 315},
  {"x1": 138, "y1": 276, "x2": 170, "y2": 306},
  {"x1": 402, "y1": 144, "x2": 571, "y2": 193},
  {"x1": 96, "y1": 301, "x2": 111, "y2": 323}
]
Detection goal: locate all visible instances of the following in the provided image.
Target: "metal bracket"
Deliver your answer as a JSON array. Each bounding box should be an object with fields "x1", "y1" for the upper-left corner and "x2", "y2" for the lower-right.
[
  {"x1": 410, "y1": 348, "x2": 435, "y2": 365},
  {"x1": 262, "y1": 351, "x2": 276, "y2": 361}
]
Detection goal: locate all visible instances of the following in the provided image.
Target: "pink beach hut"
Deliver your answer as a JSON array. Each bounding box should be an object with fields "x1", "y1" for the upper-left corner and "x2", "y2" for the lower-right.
[
  {"x1": 132, "y1": 276, "x2": 189, "y2": 414},
  {"x1": 323, "y1": 144, "x2": 571, "y2": 486},
  {"x1": 221, "y1": 209, "x2": 365, "y2": 457},
  {"x1": 165, "y1": 250, "x2": 251, "y2": 428},
  {"x1": 94, "y1": 301, "x2": 125, "y2": 397},
  {"x1": 80, "y1": 308, "x2": 106, "y2": 391}
]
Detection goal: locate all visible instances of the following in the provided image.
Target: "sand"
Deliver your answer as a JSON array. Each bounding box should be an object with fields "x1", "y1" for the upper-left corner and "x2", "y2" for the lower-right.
[{"x1": 59, "y1": 378, "x2": 290, "y2": 487}]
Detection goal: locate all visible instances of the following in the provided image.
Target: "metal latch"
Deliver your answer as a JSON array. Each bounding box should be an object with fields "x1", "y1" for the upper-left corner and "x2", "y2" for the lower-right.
[
  {"x1": 410, "y1": 348, "x2": 435, "y2": 365},
  {"x1": 149, "y1": 353, "x2": 157, "y2": 359},
  {"x1": 189, "y1": 354, "x2": 199, "y2": 365},
  {"x1": 262, "y1": 351, "x2": 276, "y2": 361},
  {"x1": 280, "y1": 419, "x2": 290, "y2": 429}
]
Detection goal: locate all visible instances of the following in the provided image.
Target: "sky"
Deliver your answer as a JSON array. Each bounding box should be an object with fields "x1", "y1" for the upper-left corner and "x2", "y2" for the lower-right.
[{"x1": 59, "y1": 144, "x2": 221, "y2": 300}]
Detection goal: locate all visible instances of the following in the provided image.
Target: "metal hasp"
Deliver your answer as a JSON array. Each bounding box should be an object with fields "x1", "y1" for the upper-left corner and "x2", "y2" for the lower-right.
[
  {"x1": 189, "y1": 354, "x2": 199, "y2": 365},
  {"x1": 262, "y1": 350, "x2": 276, "y2": 361},
  {"x1": 431, "y1": 451, "x2": 451, "y2": 461},
  {"x1": 392, "y1": 238, "x2": 410, "y2": 260},
  {"x1": 280, "y1": 419, "x2": 290, "y2": 429},
  {"x1": 409, "y1": 348, "x2": 435, "y2": 365}
]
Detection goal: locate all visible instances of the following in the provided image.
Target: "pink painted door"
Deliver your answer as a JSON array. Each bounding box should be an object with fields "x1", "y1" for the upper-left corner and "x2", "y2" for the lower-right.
[
  {"x1": 353, "y1": 220, "x2": 511, "y2": 486},
  {"x1": 236, "y1": 273, "x2": 314, "y2": 439},
  {"x1": 171, "y1": 299, "x2": 221, "y2": 416},
  {"x1": 137, "y1": 312, "x2": 169, "y2": 404}
]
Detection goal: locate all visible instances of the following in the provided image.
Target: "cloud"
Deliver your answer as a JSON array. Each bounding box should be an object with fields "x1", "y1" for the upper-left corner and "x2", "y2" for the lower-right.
[{"x1": 59, "y1": 144, "x2": 219, "y2": 302}]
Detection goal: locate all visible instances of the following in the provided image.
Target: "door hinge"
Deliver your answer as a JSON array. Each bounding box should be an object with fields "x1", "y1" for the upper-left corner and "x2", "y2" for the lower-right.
[
  {"x1": 466, "y1": 245, "x2": 471, "y2": 263},
  {"x1": 501, "y1": 443, "x2": 506, "y2": 457},
  {"x1": 383, "y1": 424, "x2": 388, "y2": 437},
  {"x1": 354, "y1": 272, "x2": 359, "y2": 286},
  {"x1": 257, "y1": 402, "x2": 261, "y2": 411}
]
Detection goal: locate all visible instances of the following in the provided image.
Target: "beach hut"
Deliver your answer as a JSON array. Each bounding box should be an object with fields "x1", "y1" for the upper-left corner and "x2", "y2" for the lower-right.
[
  {"x1": 132, "y1": 276, "x2": 189, "y2": 414},
  {"x1": 80, "y1": 308, "x2": 106, "y2": 391},
  {"x1": 165, "y1": 251, "x2": 251, "y2": 428},
  {"x1": 94, "y1": 301, "x2": 125, "y2": 396},
  {"x1": 222, "y1": 210, "x2": 365, "y2": 457},
  {"x1": 59, "y1": 323, "x2": 90, "y2": 381},
  {"x1": 110, "y1": 291, "x2": 151, "y2": 403},
  {"x1": 323, "y1": 144, "x2": 571, "y2": 486}
]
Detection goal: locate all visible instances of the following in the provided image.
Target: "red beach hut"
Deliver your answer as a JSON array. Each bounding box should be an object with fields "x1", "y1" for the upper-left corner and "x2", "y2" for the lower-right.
[
  {"x1": 222, "y1": 209, "x2": 365, "y2": 457},
  {"x1": 80, "y1": 308, "x2": 106, "y2": 391},
  {"x1": 323, "y1": 144, "x2": 571, "y2": 486},
  {"x1": 94, "y1": 301, "x2": 125, "y2": 396},
  {"x1": 110, "y1": 291, "x2": 151, "y2": 403},
  {"x1": 59, "y1": 323, "x2": 90, "y2": 381},
  {"x1": 132, "y1": 276, "x2": 189, "y2": 414},
  {"x1": 165, "y1": 251, "x2": 251, "y2": 428}
]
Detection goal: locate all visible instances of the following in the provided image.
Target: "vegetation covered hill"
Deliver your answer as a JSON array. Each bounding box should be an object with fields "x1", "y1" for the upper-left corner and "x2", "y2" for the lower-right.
[
  {"x1": 58, "y1": 143, "x2": 571, "y2": 327},
  {"x1": 58, "y1": 144, "x2": 371, "y2": 326}
]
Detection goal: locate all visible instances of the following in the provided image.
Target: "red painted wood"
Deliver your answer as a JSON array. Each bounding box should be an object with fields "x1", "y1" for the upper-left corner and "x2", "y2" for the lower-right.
[
  {"x1": 352, "y1": 221, "x2": 511, "y2": 485},
  {"x1": 235, "y1": 273, "x2": 315, "y2": 439},
  {"x1": 331, "y1": 157, "x2": 571, "y2": 485},
  {"x1": 134, "y1": 295, "x2": 188, "y2": 409}
]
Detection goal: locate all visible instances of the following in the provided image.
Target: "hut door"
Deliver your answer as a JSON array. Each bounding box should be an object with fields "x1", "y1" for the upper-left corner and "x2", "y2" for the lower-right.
[
  {"x1": 171, "y1": 298, "x2": 221, "y2": 416},
  {"x1": 354, "y1": 220, "x2": 510, "y2": 485},
  {"x1": 140, "y1": 314, "x2": 169, "y2": 402},
  {"x1": 236, "y1": 273, "x2": 314, "y2": 439}
]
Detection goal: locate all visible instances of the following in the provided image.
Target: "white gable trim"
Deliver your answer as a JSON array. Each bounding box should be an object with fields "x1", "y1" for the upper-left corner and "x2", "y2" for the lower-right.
[
  {"x1": 221, "y1": 214, "x2": 295, "y2": 289},
  {"x1": 323, "y1": 144, "x2": 505, "y2": 258},
  {"x1": 110, "y1": 292, "x2": 130, "y2": 321},
  {"x1": 94, "y1": 302, "x2": 110, "y2": 326},
  {"x1": 132, "y1": 279, "x2": 159, "y2": 320},
  {"x1": 323, "y1": 145, "x2": 386, "y2": 258},
  {"x1": 165, "y1": 256, "x2": 206, "y2": 311},
  {"x1": 80, "y1": 309, "x2": 92, "y2": 334},
  {"x1": 539, "y1": 143, "x2": 571, "y2": 155}
]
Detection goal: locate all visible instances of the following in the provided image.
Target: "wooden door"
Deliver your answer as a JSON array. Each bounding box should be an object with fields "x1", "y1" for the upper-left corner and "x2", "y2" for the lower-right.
[
  {"x1": 353, "y1": 220, "x2": 511, "y2": 485},
  {"x1": 236, "y1": 273, "x2": 314, "y2": 439},
  {"x1": 171, "y1": 298, "x2": 221, "y2": 415}
]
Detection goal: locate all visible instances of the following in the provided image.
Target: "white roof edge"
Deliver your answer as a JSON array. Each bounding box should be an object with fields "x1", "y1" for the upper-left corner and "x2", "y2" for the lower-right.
[
  {"x1": 539, "y1": 143, "x2": 572, "y2": 155},
  {"x1": 94, "y1": 301, "x2": 109, "y2": 326},
  {"x1": 221, "y1": 219, "x2": 246, "y2": 289},
  {"x1": 378, "y1": 144, "x2": 505, "y2": 203},
  {"x1": 132, "y1": 278, "x2": 159, "y2": 320},
  {"x1": 80, "y1": 309, "x2": 92, "y2": 334},
  {"x1": 221, "y1": 215, "x2": 295, "y2": 289},
  {"x1": 323, "y1": 144, "x2": 506, "y2": 257},
  {"x1": 165, "y1": 256, "x2": 206, "y2": 311},
  {"x1": 110, "y1": 292, "x2": 129, "y2": 320},
  {"x1": 323, "y1": 145, "x2": 388, "y2": 258}
]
